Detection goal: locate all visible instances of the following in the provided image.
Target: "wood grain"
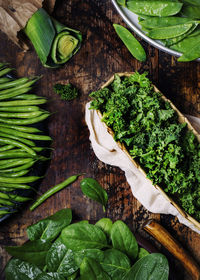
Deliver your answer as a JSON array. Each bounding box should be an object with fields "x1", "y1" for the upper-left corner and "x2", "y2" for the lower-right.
[{"x1": 0, "y1": 0, "x2": 200, "y2": 279}]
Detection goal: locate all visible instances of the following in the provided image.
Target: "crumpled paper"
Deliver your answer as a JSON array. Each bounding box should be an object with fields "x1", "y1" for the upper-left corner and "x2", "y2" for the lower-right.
[
  {"x1": 0, "y1": 0, "x2": 55, "y2": 48},
  {"x1": 85, "y1": 102, "x2": 200, "y2": 234}
]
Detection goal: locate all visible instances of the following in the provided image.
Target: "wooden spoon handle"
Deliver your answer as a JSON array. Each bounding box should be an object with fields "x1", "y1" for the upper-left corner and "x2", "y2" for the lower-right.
[{"x1": 143, "y1": 219, "x2": 200, "y2": 280}]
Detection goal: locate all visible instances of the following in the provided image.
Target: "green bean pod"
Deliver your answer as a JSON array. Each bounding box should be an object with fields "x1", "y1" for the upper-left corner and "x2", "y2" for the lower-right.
[
  {"x1": 0, "y1": 159, "x2": 33, "y2": 170},
  {"x1": 0, "y1": 78, "x2": 12, "y2": 84},
  {"x1": 0, "y1": 127, "x2": 51, "y2": 141},
  {"x1": 0, "y1": 175, "x2": 41, "y2": 184},
  {"x1": 30, "y1": 174, "x2": 80, "y2": 211},
  {"x1": 0, "y1": 124, "x2": 42, "y2": 133},
  {"x1": 1, "y1": 169, "x2": 30, "y2": 178},
  {"x1": 0, "y1": 137, "x2": 36, "y2": 155},
  {"x1": 0, "y1": 113, "x2": 50, "y2": 125},
  {"x1": 0, "y1": 192, "x2": 31, "y2": 202},
  {"x1": 0, "y1": 183, "x2": 33, "y2": 190},
  {"x1": 0, "y1": 144, "x2": 14, "y2": 152},
  {"x1": 0, "y1": 99, "x2": 47, "y2": 106},
  {"x1": 0, "y1": 111, "x2": 43, "y2": 119},
  {"x1": 0, "y1": 197, "x2": 14, "y2": 206},
  {"x1": 0, "y1": 209, "x2": 16, "y2": 215},
  {"x1": 0, "y1": 106, "x2": 40, "y2": 112},
  {"x1": 0, "y1": 78, "x2": 38, "y2": 95},
  {"x1": 0, "y1": 68, "x2": 14, "y2": 77},
  {"x1": 11, "y1": 94, "x2": 45, "y2": 100},
  {"x1": 0, "y1": 132, "x2": 36, "y2": 147},
  {"x1": 0, "y1": 77, "x2": 29, "y2": 90},
  {"x1": 0, "y1": 87, "x2": 32, "y2": 101},
  {"x1": 0, "y1": 160, "x2": 35, "y2": 173},
  {"x1": 0, "y1": 151, "x2": 35, "y2": 159}
]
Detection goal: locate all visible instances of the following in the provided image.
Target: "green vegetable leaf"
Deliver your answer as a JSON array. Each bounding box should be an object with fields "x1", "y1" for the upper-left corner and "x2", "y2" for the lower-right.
[
  {"x1": 61, "y1": 223, "x2": 108, "y2": 250},
  {"x1": 27, "y1": 209, "x2": 72, "y2": 242},
  {"x1": 36, "y1": 272, "x2": 65, "y2": 280},
  {"x1": 80, "y1": 257, "x2": 111, "y2": 280},
  {"x1": 95, "y1": 218, "x2": 113, "y2": 238},
  {"x1": 6, "y1": 240, "x2": 51, "y2": 268},
  {"x1": 46, "y1": 238, "x2": 78, "y2": 277},
  {"x1": 137, "y1": 247, "x2": 149, "y2": 259},
  {"x1": 73, "y1": 249, "x2": 104, "y2": 267},
  {"x1": 5, "y1": 258, "x2": 42, "y2": 280},
  {"x1": 80, "y1": 178, "x2": 108, "y2": 212},
  {"x1": 113, "y1": 24, "x2": 146, "y2": 62},
  {"x1": 111, "y1": 220, "x2": 138, "y2": 260},
  {"x1": 53, "y1": 83, "x2": 78, "y2": 101},
  {"x1": 100, "y1": 249, "x2": 131, "y2": 279},
  {"x1": 123, "y1": 253, "x2": 169, "y2": 279}
]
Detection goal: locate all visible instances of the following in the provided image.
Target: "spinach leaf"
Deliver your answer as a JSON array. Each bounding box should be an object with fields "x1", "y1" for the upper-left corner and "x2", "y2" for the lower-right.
[
  {"x1": 100, "y1": 249, "x2": 131, "y2": 279},
  {"x1": 73, "y1": 249, "x2": 104, "y2": 266},
  {"x1": 95, "y1": 218, "x2": 113, "y2": 239},
  {"x1": 80, "y1": 178, "x2": 108, "y2": 211},
  {"x1": 6, "y1": 240, "x2": 51, "y2": 268},
  {"x1": 36, "y1": 272, "x2": 65, "y2": 280},
  {"x1": 46, "y1": 238, "x2": 78, "y2": 277},
  {"x1": 137, "y1": 247, "x2": 149, "y2": 259},
  {"x1": 80, "y1": 257, "x2": 111, "y2": 280},
  {"x1": 123, "y1": 253, "x2": 169, "y2": 280},
  {"x1": 111, "y1": 220, "x2": 138, "y2": 260},
  {"x1": 5, "y1": 258, "x2": 42, "y2": 280},
  {"x1": 27, "y1": 209, "x2": 72, "y2": 242},
  {"x1": 61, "y1": 223, "x2": 108, "y2": 250},
  {"x1": 68, "y1": 272, "x2": 78, "y2": 280}
]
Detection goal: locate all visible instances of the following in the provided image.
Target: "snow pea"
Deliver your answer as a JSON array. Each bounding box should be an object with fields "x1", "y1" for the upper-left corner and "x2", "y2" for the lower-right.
[
  {"x1": 140, "y1": 16, "x2": 193, "y2": 29},
  {"x1": 171, "y1": 28, "x2": 200, "y2": 52},
  {"x1": 147, "y1": 22, "x2": 194, "y2": 39},
  {"x1": 181, "y1": 4, "x2": 200, "y2": 19},
  {"x1": 180, "y1": 0, "x2": 200, "y2": 5},
  {"x1": 113, "y1": 24, "x2": 146, "y2": 62},
  {"x1": 126, "y1": 1, "x2": 183, "y2": 17}
]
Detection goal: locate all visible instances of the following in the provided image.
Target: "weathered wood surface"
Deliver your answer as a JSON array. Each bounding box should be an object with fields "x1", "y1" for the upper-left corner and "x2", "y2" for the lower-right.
[{"x1": 0, "y1": 0, "x2": 200, "y2": 279}]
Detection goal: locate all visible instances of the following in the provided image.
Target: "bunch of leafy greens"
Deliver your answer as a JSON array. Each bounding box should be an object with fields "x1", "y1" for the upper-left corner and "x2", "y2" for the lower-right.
[
  {"x1": 53, "y1": 83, "x2": 78, "y2": 101},
  {"x1": 90, "y1": 72, "x2": 200, "y2": 221},
  {"x1": 5, "y1": 209, "x2": 169, "y2": 280}
]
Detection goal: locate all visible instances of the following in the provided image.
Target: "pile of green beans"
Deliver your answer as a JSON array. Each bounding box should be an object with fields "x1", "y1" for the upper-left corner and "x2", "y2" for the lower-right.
[
  {"x1": 0, "y1": 63, "x2": 51, "y2": 221},
  {"x1": 118, "y1": 0, "x2": 200, "y2": 61}
]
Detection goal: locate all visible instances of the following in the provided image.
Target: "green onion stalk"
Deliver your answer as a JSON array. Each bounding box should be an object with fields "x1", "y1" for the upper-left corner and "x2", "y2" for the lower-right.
[{"x1": 24, "y1": 8, "x2": 82, "y2": 68}]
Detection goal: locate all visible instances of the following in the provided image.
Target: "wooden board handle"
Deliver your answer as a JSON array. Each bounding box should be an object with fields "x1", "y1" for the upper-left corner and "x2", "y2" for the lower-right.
[{"x1": 143, "y1": 219, "x2": 200, "y2": 280}]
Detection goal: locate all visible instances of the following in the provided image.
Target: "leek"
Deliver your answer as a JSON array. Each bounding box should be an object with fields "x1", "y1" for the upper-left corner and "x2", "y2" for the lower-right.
[{"x1": 24, "y1": 8, "x2": 82, "y2": 68}]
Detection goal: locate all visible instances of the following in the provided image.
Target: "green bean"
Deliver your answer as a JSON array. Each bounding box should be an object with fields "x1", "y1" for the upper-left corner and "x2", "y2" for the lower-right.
[
  {"x1": 0, "y1": 77, "x2": 29, "y2": 90},
  {"x1": 1, "y1": 169, "x2": 30, "y2": 177},
  {"x1": 0, "y1": 99, "x2": 47, "y2": 106},
  {"x1": 0, "y1": 197, "x2": 14, "y2": 206},
  {"x1": 0, "y1": 159, "x2": 33, "y2": 170},
  {"x1": 30, "y1": 174, "x2": 80, "y2": 211},
  {"x1": 113, "y1": 24, "x2": 146, "y2": 62},
  {"x1": 0, "y1": 113, "x2": 50, "y2": 125},
  {"x1": 11, "y1": 94, "x2": 44, "y2": 100},
  {"x1": 0, "y1": 63, "x2": 9, "y2": 69},
  {"x1": 147, "y1": 22, "x2": 194, "y2": 39},
  {"x1": 0, "y1": 124, "x2": 42, "y2": 133},
  {"x1": 0, "y1": 187, "x2": 14, "y2": 191},
  {"x1": 126, "y1": 1, "x2": 183, "y2": 17},
  {"x1": 0, "y1": 68, "x2": 14, "y2": 77},
  {"x1": 0, "y1": 78, "x2": 12, "y2": 84},
  {"x1": 0, "y1": 87, "x2": 32, "y2": 100},
  {"x1": 0, "y1": 175, "x2": 41, "y2": 183},
  {"x1": 0, "y1": 127, "x2": 51, "y2": 141},
  {"x1": 0, "y1": 106, "x2": 40, "y2": 112},
  {"x1": 0, "y1": 160, "x2": 36, "y2": 173},
  {"x1": 0, "y1": 145, "x2": 14, "y2": 152},
  {"x1": 0, "y1": 151, "x2": 34, "y2": 159},
  {"x1": 0, "y1": 192, "x2": 31, "y2": 202},
  {"x1": 0, "y1": 137, "x2": 36, "y2": 155},
  {"x1": 0, "y1": 209, "x2": 16, "y2": 215},
  {"x1": 0, "y1": 78, "x2": 38, "y2": 95},
  {"x1": 0, "y1": 183, "x2": 33, "y2": 190},
  {"x1": 0, "y1": 132, "x2": 36, "y2": 147},
  {"x1": 0, "y1": 110, "x2": 43, "y2": 118}
]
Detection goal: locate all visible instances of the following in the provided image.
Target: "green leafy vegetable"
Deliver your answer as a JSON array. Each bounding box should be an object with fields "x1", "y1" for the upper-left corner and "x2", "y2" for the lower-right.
[
  {"x1": 111, "y1": 220, "x2": 138, "y2": 260},
  {"x1": 6, "y1": 240, "x2": 51, "y2": 268},
  {"x1": 113, "y1": 24, "x2": 146, "y2": 62},
  {"x1": 53, "y1": 83, "x2": 78, "y2": 101},
  {"x1": 61, "y1": 223, "x2": 108, "y2": 250},
  {"x1": 80, "y1": 178, "x2": 108, "y2": 211},
  {"x1": 27, "y1": 208, "x2": 72, "y2": 242},
  {"x1": 90, "y1": 72, "x2": 200, "y2": 221},
  {"x1": 80, "y1": 257, "x2": 111, "y2": 280},
  {"x1": 95, "y1": 218, "x2": 113, "y2": 238}
]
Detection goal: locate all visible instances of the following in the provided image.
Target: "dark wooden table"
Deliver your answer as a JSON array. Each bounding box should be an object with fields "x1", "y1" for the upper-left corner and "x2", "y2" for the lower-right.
[{"x1": 0, "y1": 1, "x2": 200, "y2": 279}]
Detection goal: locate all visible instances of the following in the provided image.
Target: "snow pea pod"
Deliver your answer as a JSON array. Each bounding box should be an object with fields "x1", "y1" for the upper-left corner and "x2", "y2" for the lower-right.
[
  {"x1": 140, "y1": 16, "x2": 193, "y2": 29},
  {"x1": 126, "y1": 1, "x2": 183, "y2": 17},
  {"x1": 180, "y1": 0, "x2": 200, "y2": 5},
  {"x1": 148, "y1": 22, "x2": 194, "y2": 39},
  {"x1": 113, "y1": 24, "x2": 146, "y2": 62},
  {"x1": 181, "y1": 5, "x2": 200, "y2": 19},
  {"x1": 171, "y1": 28, "x2": 200, "y2": 52},
  {"x1": 178, "y1": 40, "x2": 200, "y2": 61}
]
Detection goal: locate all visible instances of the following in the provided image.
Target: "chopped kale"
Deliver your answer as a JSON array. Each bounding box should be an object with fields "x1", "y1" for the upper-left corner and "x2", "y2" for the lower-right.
[
  {"x1": 53, "y1": 83, "x2": 78, "y2": 101},
  {"x1": 90, "y1": 72, "x2": 200, "y2": 221}
]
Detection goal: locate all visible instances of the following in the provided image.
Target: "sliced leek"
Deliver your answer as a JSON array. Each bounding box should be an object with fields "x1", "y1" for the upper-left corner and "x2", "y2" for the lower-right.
[{"x1": 24, "y1": 8, "x2": 82, "y2": 68}]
